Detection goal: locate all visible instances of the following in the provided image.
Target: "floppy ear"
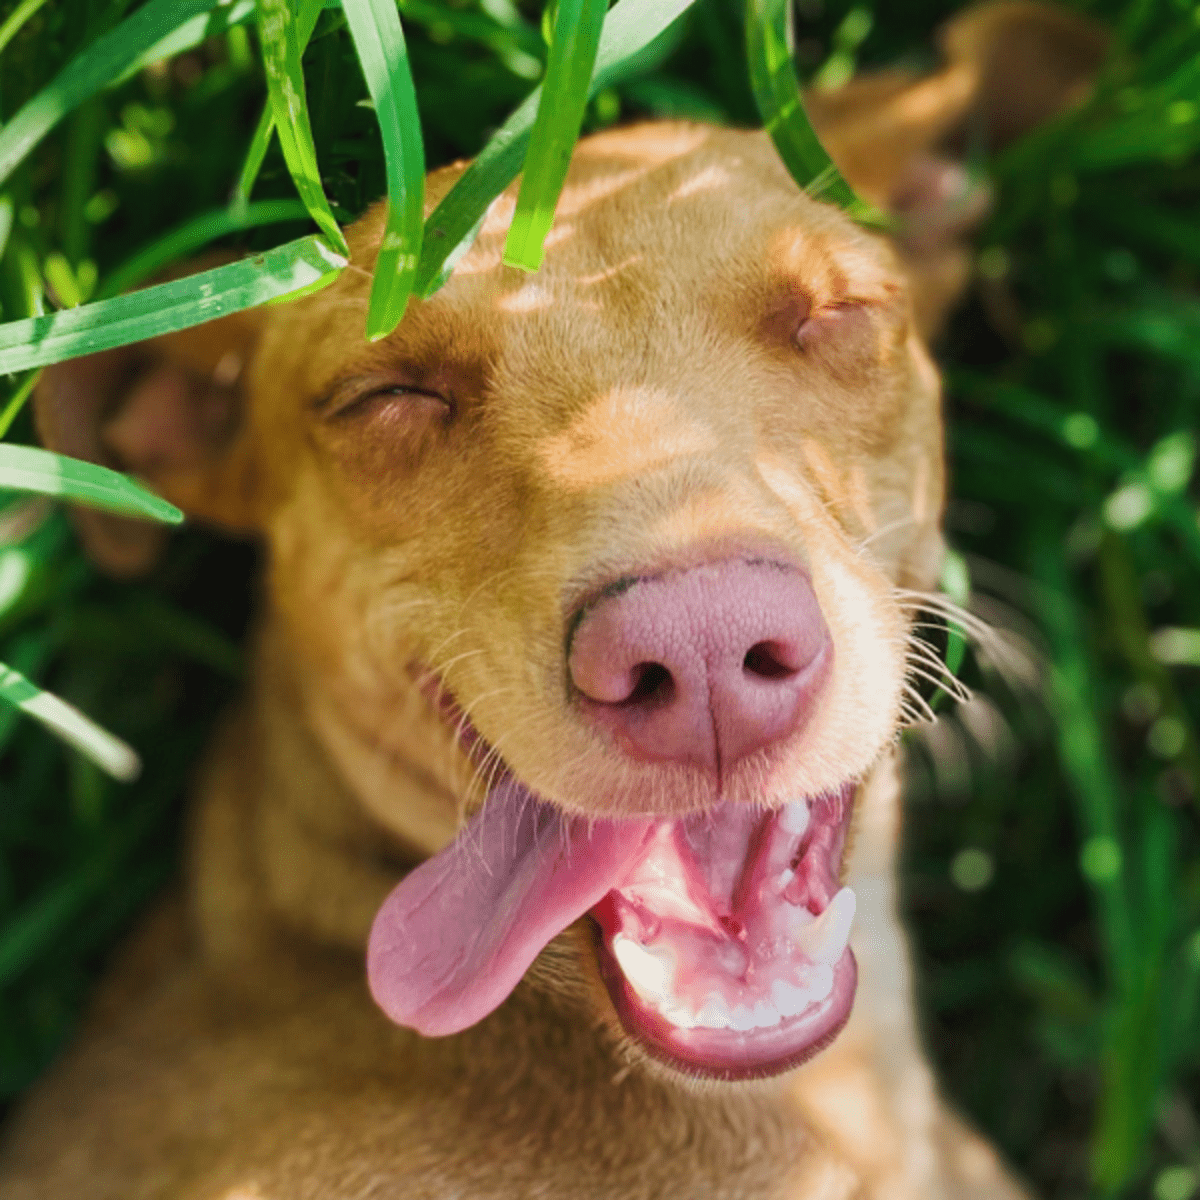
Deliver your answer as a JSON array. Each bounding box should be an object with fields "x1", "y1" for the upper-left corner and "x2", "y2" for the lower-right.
[
  {"x1": 35, "y1": 307, "x2": 265, "y2": 577},
  {"x1": 807, "y1": 0, "x2": 1108, "y2": 335}
]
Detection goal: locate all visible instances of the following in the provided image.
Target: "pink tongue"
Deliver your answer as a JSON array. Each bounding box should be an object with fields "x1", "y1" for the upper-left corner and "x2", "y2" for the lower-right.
[{"x1": 367, "y1": 779, "x2": 656, "y2": 1036}]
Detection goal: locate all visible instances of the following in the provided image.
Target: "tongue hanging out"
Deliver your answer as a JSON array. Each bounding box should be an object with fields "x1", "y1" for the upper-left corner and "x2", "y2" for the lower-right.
[{"x1": 367, "y1": 779, "x2": 858, "y2": 1079}]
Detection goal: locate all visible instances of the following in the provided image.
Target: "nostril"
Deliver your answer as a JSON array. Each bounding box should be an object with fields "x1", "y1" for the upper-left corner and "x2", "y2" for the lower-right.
[
  {"x1": 624, "y1": 662, "x2": 675, "y2": 707},
  {"x1": 742, "y1": 641, "x2": 798, "y2": 680}
]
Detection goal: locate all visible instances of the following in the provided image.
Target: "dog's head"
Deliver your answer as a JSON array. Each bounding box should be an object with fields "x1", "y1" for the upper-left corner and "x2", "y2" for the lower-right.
[{"x1": 36, "y1": 4, "x2": 1103, "y2": 1082}]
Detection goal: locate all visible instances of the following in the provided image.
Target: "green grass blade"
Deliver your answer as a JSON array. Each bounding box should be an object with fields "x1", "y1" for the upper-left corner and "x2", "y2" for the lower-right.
[
  {"x1": 744, "y1": 0, "x2": 873, "y2": 219},
  {"x1": 111, "y1": 0, "x2": 258, "y2": 87},
  {"x1": 0, "y1": 195, "x2": 13, "y2": 263},
  {"x1": 0, "y1": 660, "x2": 139, "y2": 782},
  {"x1": 233, "y1": 0, "x2": 329, "y2": 207},
  {"x1": 929, "y1": 549, "x2": 969, "y2": 712},
  {"x1": 342, "y1": 0, "x2": 426, "y2": 340},
  {"x1": 503, "y1": 0, "x2": 608, "y2": 272},
  {"x1": 415, "y1": 0, "x2": 702, "y2": 296},
  {"x1": 0, "y1": 235, "x2": 346, "y2": 375},
  {"x1": 257, "y1": 0, "x2": 350, "y2": 257},
  {"x1": 0, "y1": 0, "x2": 219, "y2": 188},
  {"x1": 97, "y1": 199, "x2": 310, "y2": 298},
  {"x1": 0, "y1": 445, "x2": 182, "y2": 524},
  {"x1": 0, "y1": 0, "x2": 50, "y2": 60},
  {"x1": 0, "y1": 370, "x2": 42, "y2": 440},
  {"x1": 233, "y1": 102, "x2": 277, "y2": 207}
]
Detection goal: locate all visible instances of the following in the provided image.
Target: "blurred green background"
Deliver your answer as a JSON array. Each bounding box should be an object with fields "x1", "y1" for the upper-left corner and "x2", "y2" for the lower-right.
[{"x1": 1, "y1": 0, "x2": 1199, "y2": 1196}]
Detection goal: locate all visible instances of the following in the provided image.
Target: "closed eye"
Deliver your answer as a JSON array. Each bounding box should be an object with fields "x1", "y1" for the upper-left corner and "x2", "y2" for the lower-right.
[
  {"x1": 795, "y1": 302, "x2": 873, "y2": 351},
  {"x1": 320, "y1": 380, "x2": 454, "y2": 423}
]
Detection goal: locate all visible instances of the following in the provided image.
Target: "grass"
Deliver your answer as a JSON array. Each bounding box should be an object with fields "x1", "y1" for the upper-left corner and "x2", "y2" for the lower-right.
[{"x1": 0, "y1": 1, "x2": 1199, "y2": 1196}]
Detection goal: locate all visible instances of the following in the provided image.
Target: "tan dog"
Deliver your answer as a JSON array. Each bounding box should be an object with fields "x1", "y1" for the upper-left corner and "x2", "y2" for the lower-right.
[{"x1": 1, "y1": 6, "x2": 1103, "y2": 1197}]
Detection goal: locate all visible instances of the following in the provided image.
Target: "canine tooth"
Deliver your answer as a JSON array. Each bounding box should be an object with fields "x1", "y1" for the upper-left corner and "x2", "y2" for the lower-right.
[
  {"x1": 803, "y1": 963, "x2": 834, "y2": 1004},
  {"x1": 774, "y1": 868, "x2": 795, "y2": 891},
  {"x1": 792, "y1": 887, "x2": 856, "y2": 966},
  {"x1": 778, "y1": 801, "x2": 810, "y2": 838},
  {"x1": 752, "y1": 999, "x2": 781, "y2": 1029},
  {"x1": 787, "y1": 904, "x2": 815, "y2": 934},
  {"x1": 731, "y1": 1003, "x2": 756, "y2": 1032},
  {"x1": 695, "y1": 993, "x2": 734, "y2": 1029},
  {"x1": 770, "y1": 978, "x2": 812, "y2": 1018},
  {"x1": 612, "y1": 935, "x2": 676, "y2": 1002}
]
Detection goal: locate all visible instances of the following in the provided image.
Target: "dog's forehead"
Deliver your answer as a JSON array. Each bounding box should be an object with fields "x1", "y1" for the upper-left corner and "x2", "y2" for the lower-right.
[
  {"x1": 275, "y1": 124, "x2": 904, "y2": 420},
  {"x1": 440, "y1": 124, "x2": 886, "y2": 303}
]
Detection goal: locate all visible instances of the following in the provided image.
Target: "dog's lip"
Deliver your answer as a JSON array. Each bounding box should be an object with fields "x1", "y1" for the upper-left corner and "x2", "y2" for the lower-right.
[
  {"x1": 595, "y1": 934, "x2": 857, "y2": 1081},
  {"x1": 587, "y1": 786, "x2": 858, "y2": 1080}
]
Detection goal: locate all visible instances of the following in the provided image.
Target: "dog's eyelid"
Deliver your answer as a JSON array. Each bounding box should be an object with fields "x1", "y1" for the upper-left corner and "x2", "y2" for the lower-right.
[{"x1": 317, "y1": 378, "x2": 450, "y2": 419}]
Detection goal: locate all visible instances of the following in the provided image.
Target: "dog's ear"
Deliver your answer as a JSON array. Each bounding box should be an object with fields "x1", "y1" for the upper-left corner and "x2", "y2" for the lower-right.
[
  {"x1": 808, "y1": 1, "x2": 1107, "y2": 334},
  {"x1": 35, "y1": 307, "x2": 265, "y2": 577}
]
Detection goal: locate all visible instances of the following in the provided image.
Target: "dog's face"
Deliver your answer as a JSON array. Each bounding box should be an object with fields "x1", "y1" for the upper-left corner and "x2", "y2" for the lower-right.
[
  {"x1": 244, "y1": 125, "x2": 941, "y2": 1079},
  {"x1": 35, "y1": 2, "x2": 1105, "y2": 1087},
  {"x1": 263, "y1": 124, "x2": 939, "y2": 825}
]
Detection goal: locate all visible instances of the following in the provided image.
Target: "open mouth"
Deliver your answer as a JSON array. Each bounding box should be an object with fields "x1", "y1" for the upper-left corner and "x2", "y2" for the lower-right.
[
  {"x1": 591, "y1": 788, "x2": 856, "y2": 1079},
  {"x1": 366, "y1": 689, "x2": 858, "y2": 1081}
]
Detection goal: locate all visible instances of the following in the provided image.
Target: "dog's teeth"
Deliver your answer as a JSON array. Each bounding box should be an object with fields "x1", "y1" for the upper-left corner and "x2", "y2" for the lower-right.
[
  {"x1": 804, "y1": 963, "x2": 835, "y2": 1004},
  {"x1": 774, "y1": 868, "x2": 795, "y2": 891},
  {"x1": 787, "y1": 904, "x2": 815, "y2": 934},
  {"x1": 778, "y1": 800, "x2": 810, "y2": 838},
  {"x1": 770, "y1": 978, "x2": 812, "y2": 1018},
  {"x1": 752, "y1": 999, "x2": 781, "y2": 1029},
  {"x1": 695, "y1": 993, "x2": 734, "y2": 1029},
  {"x1": 612, "y1": 935, "x2": 676, "y2": 1002},
  {"x1": 661, "y1": 1002, "x2": 697, "y2": 1030},
  {"x1": 730, "y1": 1003, "x2": 756, "y2": 1032},
  {"x1": 792, "y1": 887, "x2": 856, "y2": 966}
]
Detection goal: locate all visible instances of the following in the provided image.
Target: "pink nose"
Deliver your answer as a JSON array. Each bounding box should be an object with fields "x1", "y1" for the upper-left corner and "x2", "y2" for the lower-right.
[{"x1": 568, "y1": 559, "x2": 830, "y2": 774}]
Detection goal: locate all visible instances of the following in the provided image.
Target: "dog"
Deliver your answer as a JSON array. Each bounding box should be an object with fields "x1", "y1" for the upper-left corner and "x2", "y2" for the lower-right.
[{"x1": 0, "y1": 5, "x2": 1104, "y2": 1196}]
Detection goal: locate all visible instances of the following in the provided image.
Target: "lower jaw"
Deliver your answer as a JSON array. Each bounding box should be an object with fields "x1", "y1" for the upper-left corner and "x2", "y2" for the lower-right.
[{"x1": 593, "y1": 929, "x2": 858, "y2": 1082}]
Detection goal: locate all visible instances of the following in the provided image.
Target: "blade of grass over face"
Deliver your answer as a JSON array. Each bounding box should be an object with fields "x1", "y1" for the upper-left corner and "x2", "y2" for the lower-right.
[
  {"x1": 0, "y1": 661, "x2": 139, "y2": 782},
  {"x1": 0, "y1": 0, "x2": 49, "y2": 60},
  {"x1": 233, "y1": 0, "x2": 331, "y2": 208},
  {"x1": 503, "y1": 0, "x2": 608, "y2": 272},
  {"x1": 0, "y1": 0, "x2": 219, "y2": 188},
  {"x1": 257, "y1": 0, "x2": 350, "y2": 257},
  {"x1": 0, "y1": 235, "x2": 346, "y2": 374},
  {"x1": 342, "y1": 0, "x2": 426, "y2": 340},
  {"x1": 0, "y1": 445, "x2": 182, "y2": 524},
  {"x1": 415, "y1": 0, "x2": 702, "y2": 296},
  {"x1": 97, "y1": 199, "x2": 310, "y2": 299},
  {"x1": 744, "y1": 0, "x2": 873, "y2": 219}
]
